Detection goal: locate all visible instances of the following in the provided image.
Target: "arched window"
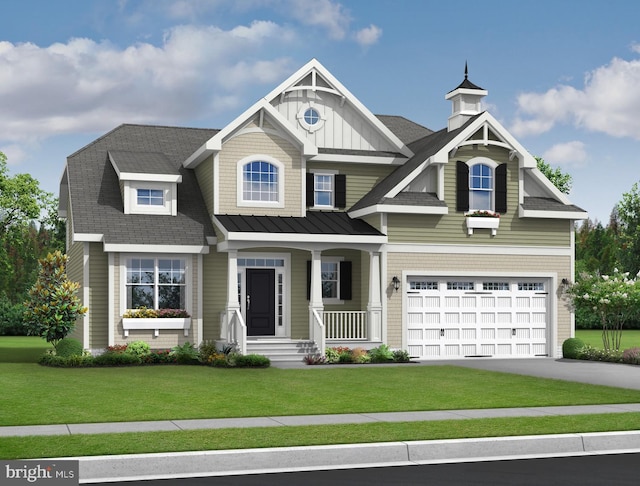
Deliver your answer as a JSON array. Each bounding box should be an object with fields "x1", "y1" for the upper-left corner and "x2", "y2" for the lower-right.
[
  {"x1": 242, "y1": 160, "x2": 279, "y2": 202},
  {"x1": 469, "y1": 163, "x2": 493, "y2": 211}
]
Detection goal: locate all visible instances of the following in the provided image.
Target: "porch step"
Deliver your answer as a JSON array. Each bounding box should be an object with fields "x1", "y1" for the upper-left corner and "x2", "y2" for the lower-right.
[{"x1": 246, "y1": 340, "x2": 318, "y2": 362}]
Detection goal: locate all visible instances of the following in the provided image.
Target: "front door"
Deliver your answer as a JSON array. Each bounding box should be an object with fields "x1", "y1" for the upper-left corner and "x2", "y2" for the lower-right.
[{"x1": 246, "y1": 268, "x2": 276, "y2": 336}]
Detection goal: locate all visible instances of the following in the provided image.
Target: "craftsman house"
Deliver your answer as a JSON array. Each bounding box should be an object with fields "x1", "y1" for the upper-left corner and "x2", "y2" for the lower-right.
[{"x1": 59, "y1": 59, "x2": 587, "y2": 360}]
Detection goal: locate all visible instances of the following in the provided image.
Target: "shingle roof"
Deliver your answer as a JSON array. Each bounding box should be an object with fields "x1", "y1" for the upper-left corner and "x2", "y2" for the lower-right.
[
  {"x1": 66, "y1": 124, "x2": 219, "y2": 246},
  {"x1": 109, "y1": 150, "x2": 179, "y2": 176},
  {"x1": 522, "y1": 197, "x2": 586, "y2": 213},
  {"x1": 215, "y1": 212, "x2": 384, "y2": 237},
  {"x1": 376, "y1": 115, "x2": 434, "y2": 145},
  {"x1": 349, "y1": 116, "x2": 480, "y2": 213}
]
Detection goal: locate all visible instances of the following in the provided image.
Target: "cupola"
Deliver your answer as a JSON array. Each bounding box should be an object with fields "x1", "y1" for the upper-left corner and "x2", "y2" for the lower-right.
[{"x1": 445, "y1": 63, "x2": 488, "y2": 131}]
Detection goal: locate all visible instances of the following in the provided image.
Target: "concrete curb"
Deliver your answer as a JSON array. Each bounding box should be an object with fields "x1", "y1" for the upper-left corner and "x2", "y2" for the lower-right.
[{"x1": 71, "y1": 431, "x2": 640, "y2": 483}]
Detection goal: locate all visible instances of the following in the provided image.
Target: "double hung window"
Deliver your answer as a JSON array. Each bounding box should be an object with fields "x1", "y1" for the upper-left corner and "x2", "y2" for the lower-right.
[{"x1": 126, "y1": 257, "x2": 186, "y2": 310}]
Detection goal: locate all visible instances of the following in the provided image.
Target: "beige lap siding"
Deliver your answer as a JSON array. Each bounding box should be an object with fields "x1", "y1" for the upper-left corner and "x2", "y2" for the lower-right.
[{"x1": 385, "y1": 252, "x2": 573, "y2": 350}]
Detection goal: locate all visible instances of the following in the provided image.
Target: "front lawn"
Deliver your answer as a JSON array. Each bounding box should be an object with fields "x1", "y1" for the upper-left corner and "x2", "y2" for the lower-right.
[
  {"x1": 3, "y1": 362, "x2": 640, "y2": 427},
  {"x1": 0, "y1": 336, "x2": 50, "y2": 363},
  {"x1": 575, "y1": 329, "x2": 640, "y2": 350}
]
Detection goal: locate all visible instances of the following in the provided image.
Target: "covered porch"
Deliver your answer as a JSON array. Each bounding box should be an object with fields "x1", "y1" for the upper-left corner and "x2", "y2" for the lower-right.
[{"x1": 213, "y1": 213, "x2": 387, "y2": 360}]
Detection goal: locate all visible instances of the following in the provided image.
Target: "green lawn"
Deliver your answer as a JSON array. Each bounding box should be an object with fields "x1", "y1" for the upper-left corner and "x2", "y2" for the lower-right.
[
  {"x1": 3, "y1": 336, "x2": 640, "y2": 459},
  {"x1": 575, "y1": 329, "x2": 640, "y2": 349},
  {"x1": 0, "y1": 336, "x2": 51, "y2": 363}
]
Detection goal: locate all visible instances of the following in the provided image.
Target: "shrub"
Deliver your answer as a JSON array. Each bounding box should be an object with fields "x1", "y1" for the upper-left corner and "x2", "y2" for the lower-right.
[
  {"x1": 141, "y1": 349, "x2": 176, "y2": 364},
  {"x1": 93, "y1": 351, "x2": 141, "y2": 366},
  {"x1": 55, "y1": 337, "x2": 84, "y2": 357},
  {"x1": 205, "y1": 352, "x2": 229, "y2": 367},
  {"x1": 369, "y1": 344, "x2": 394, "y2": 363},
  {"x1": 0, "y1": 296, "x2": 27, "y2": 335},
  {"x1": 562, "y1": 337, "x2": 586, "y2": 359},
  {"x1": 170, "y1": 342, "x2": 199, "y2": 364},
  {"x1": 107, "y1": 344, "x2": 128, "y2": 353},
  {"x1": 235, "y1": 354, "x2": 271, "y2": 368},
  {"x1": 325, "y1": 347, "x2": 343, "y2": 364},
  {"x1": 39, "y1": 353, "x2": 94, "y2": 367},
  {"x1": 578, "y1": 344, "x2": 623, "y2": 363},
  {"x1": 622, "y1": 347, "x2": 640, "y2": 365},
  {"x1": 198, "y1": 340, "x2": 218, "y2": 363},
  {"x1": 392, "y1": 349, "x2": 411, "y2": 363},
  {"x1": 304, "y1": 354, "x2": 326, "y2": 365},
  {"x1": 126, "y1": 340, "x2": 151, "y2": 357},
  {"x1": 351, "y1": 347, "x2": 371, "y2": 364}
]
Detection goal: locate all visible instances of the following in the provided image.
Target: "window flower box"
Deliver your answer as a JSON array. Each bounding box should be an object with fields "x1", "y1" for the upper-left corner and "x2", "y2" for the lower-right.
[
  {"x1": 122, "y1": 308, "x2": 192, "y2": 337},
  {"x1": 465, "y1": 211, "x2": 500, "y2": 236}
]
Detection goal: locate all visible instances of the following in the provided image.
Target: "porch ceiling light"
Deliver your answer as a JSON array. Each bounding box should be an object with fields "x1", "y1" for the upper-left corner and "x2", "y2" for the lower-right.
[{"x1": 392, "y1": 276, "x2": 400, "y2": 292}]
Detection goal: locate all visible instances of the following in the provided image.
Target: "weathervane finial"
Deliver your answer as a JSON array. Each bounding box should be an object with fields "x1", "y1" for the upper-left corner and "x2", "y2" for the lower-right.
[{"x1": 464, "y1": 61, "x2": 468, "y2": 80}]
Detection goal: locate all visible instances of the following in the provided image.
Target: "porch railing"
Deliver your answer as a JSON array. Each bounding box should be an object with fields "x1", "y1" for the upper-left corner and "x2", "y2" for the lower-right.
[
  {"x1": 324, "y1": 311, "x2": 368, "y2": 340},
  {"x1": 227, "y1": 308, "x2": 246, "y2": 355}
]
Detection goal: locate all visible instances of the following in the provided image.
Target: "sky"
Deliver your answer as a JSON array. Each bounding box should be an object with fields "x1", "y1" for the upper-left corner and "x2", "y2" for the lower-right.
[{"x1": 1, "y1": 0, "x2": 639, "y2": 225}]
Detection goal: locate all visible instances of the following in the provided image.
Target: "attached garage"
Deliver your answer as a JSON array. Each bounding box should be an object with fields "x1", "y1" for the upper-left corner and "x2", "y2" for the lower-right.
[{"x1": 405, "y1": 276, "x2": 550, "y2": 359}]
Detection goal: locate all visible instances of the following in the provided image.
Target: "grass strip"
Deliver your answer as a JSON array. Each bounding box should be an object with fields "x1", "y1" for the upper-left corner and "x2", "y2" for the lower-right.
[
  {"x1": 3, "y1": 364, "x2": 640, "y2": 426},
  {"x1": 2, "y1": 413, "x2": 640, "y2": 460}
]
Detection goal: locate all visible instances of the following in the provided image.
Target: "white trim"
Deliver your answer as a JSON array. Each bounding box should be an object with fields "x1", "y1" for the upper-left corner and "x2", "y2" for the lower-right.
[
  {"x1": 349, "y1": 204, "x2": 448, "y2": 218},
  {"x1": 117, "y1": 173, "x2": 181, "y2": 183},
  {"x1": 309, "y1": 153, "x2": 407, "y2": 165},
  {"x1": 74, "y1": 233, "x2": 103, "y2": 242},
  {"x1": 213, "y1": 152, "x2": 220, "y2": 214},
  {"x1": 83, "y1": 243, "x2": 90, "y2": 350},
  {"x1": 197, "y1": 254, "x2": 203, "y2": 345},
  {"x1": 526, "y1": 167, "x2": 573, "y2": 205},
  {"x1": 297, "y1": 104, "x2": 325, "y2": 133},
  {"x1": 519, "y1": 208, "x2": 588, "y2": 220},
  {"x1": 236, "y1": 154, "x2": 285, "y2": 209},
  {"x1": 311, "y1": 170, "x2": 338, "y2": 210},
  {"x1": 124, "y1": 181, "x2": 177, "y2": 216},
  {"x1": 386, "y1": 243, "x2": 573, "y2": 256},
  {"x1": 103, "y1": 243, "x2": 209, "y2": 254},
  {"x1": 108, "y1": 252, "x2": 115, "y2": 347}
]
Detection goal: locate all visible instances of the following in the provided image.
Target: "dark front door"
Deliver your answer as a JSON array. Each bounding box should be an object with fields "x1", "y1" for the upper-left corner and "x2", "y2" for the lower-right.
[{"x1": 246, "y1": 268, "x2": 275, "y2": 336}]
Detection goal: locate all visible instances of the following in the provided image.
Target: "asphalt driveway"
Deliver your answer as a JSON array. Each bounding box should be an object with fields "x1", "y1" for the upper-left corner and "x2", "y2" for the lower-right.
[{"x1": 435, "y1": 358, "x2": 640, "y2": 390}]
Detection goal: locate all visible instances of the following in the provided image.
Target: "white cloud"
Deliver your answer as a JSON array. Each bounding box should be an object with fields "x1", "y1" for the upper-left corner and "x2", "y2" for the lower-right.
[
  {"x1": 0, "y1": 22, "x2": 295, "y2": 143},
  {"x1": 287, "y1": 0, "x2": 351, "y2": 40},
  {"x1": 0, "y1": 144, "x2": 27, "y2": 165},
  {"x1": 542, "y1": 141, "x2": 587, "y2": 168},
  {"x1": 354, "y1": 24, "x2": 382, "y2": 47},
  {"x1": 512, "y1": 52, "x2": 640, "y2": 140}
]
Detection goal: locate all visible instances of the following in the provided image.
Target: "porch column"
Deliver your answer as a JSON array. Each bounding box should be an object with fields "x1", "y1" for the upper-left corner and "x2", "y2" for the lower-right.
[
  {"x1": 308, "y1": 250, "x2": 325, "y2": 353},
  {"x1": 367, "y1": 251, "x2": 383, "y2": 341},
  {"x1": 223, "y1": 251, "x2": 245, "y2": 353}
]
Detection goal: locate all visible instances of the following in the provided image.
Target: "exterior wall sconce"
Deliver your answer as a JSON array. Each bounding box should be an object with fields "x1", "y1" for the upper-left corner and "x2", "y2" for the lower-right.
[
  {"x1": 561, "y1": 278, "x2": 571, "y2": 293},
  {"x1": 392, "y1": 276, "x2": 400, "y2": 292}
]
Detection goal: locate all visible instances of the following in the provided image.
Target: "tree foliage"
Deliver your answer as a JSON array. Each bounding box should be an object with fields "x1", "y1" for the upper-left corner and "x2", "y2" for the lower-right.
[
  {"x1": 566, "y1": 269, "x2": 640, "y2": 351},
  {"x1": 615, "y1": 182, "x2": 640, "y2": 276},
  {"x1": 23, "y1": 251, "x2": 87, "y2": 349},
  {"x1": 535, "y1": 157, "x2": 572, "y2": 195}
]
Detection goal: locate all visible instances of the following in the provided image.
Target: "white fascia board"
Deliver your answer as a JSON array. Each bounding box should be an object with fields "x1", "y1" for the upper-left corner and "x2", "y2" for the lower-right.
[
  {"x1": 183, "y1": 142, "x2": 215, "y2": 169},
  {"x1": 519, "y1": 207, "x2": 588, "y2": 220},
  {"x1": 386, "y1": 242, "x2": 573, "y2": 257},
  {"x1": 74, "y1": 233, "x2": 103, "y2": 242},
  {"x1": 349, "y1": 204, "x2": 448, "y2": 219},
  {"x1": 265, "y1": 59, "x2": 413, "y2": 158},
  {"x1": 117, "y1": 172, "x2": 182, "y2": 183},
  {"x1": 102, "y1": 243, "x2": 210, "y2": 254},
  {"x1": 384, "y1": 159, "x2": 434, "y2": 199},
  {"x1": 309, "y1": 153, "x2": 407, "y2": 165},
  {"x1": 526, "y1": 167, "x2": 572, "y2": 204},
  {"x1": 444, "y1": 87, "x2": 488, "y2": 100},
  {"x1": 259, "y1": 101, "x2": 318, "y2": 156},
  {"x1": 223, "y1": 231, "x2": 387, "y2": 245}
]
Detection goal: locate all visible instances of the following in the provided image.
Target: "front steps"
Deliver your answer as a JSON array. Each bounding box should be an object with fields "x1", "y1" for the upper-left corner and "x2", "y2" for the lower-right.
[{"x1": 246, "y1": 339, "x2": 318, "y2": 362}]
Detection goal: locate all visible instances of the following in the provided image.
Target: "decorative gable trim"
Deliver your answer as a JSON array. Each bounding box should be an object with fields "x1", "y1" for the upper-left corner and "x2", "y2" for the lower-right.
[
  {"x1": 183, "y1": 99, "x2": 318, "y2": 169},
  {"x1": 264, "y1": 58, "x2": 413, "y2": 159}
]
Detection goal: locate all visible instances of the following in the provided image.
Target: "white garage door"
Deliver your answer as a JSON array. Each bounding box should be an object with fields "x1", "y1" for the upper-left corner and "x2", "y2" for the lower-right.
[{"x1": 406, "y1": 277, "x2": 549, "y2": 359}]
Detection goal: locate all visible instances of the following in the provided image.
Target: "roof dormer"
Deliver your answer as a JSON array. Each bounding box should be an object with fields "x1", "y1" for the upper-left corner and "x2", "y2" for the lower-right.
[
  {"x1": 445, "y1": 63, "x2": 488, "y2": 131},
  {"x1": 109, "y1": 150, "x2": 182, "y2": 216}
]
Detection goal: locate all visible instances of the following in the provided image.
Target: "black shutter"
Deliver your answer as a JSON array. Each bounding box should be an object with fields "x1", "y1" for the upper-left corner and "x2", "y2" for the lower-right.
[
  {"x1": 306, "y1": 173, "x2": 315, "y2": 207},
  {"x1": 495, "y1": 164, "x2": 507, "y2": 214},
  {"x1": 335, "y1": 174, "x2": 346, "y2": 208},
  {"x1": 339, "y1": 261, "x2": 352, "y2": 300},
  {"x1": 306, "y1": 260, "x2": 311, "y2": 300},
  {"x1": 456, "y1": 161, "x2": 470, "y2": 212}
]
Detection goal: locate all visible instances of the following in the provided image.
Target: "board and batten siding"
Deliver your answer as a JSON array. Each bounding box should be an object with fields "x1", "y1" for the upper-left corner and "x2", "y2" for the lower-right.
[
  {"x1": 272, "y1": 90, "x2": 400, "y2": 153},
  {"x1": 308, "y1": 162, "x2": 395, "y2": 210},
  {"x1": 385, "y1": 252, "x2": 573, "y2": 351},
  {"x1": 217, "y1": 131, "x2": 303, "y2": 217}
]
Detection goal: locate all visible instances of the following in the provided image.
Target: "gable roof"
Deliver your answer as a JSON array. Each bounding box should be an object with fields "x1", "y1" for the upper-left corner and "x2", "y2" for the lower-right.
[
  {"x1": 63, "y1": 124, "x2": 218, "y2": 250},
  {"x1": 375, "y1": 115, "x2": 434, "y2": 145}
]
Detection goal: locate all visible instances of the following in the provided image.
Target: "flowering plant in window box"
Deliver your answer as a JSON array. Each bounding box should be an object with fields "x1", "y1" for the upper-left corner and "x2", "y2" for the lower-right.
[
  {"x1": 122, "y1": 307, "x2": 191, "y2": 337},
  {"x1": 465, "y1": 210, "x2": 500, "y2": 218}
]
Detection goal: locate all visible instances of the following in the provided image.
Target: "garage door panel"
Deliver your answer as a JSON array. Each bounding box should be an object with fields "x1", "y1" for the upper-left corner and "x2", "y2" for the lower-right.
[{"x1": 406, "y1": 276, "x2": 549, "y2": 359}]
